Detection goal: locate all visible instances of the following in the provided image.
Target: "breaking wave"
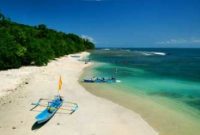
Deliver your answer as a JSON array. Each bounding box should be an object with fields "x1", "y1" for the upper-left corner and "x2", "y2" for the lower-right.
[
  {"x1": 101, "y1": 48, "x2": 110, "y2": 51},
  {"x1": 134, "y1": 51, "x2": 166, "y2": 56},
  {"x1": 116, "y1": 80, "x2": 121, "y2": 83}
]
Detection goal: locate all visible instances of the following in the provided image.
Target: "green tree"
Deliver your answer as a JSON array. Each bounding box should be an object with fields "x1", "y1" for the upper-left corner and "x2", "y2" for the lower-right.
[
  {"x1": 0, "y1": 12, "x2": 95, "y2": 70},
  {"x1": 0, "y1": 29, "x2": 22, "y2": 69}
]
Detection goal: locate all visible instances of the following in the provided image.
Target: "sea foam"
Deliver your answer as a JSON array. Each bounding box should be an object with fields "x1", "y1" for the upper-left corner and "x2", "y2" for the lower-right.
[
  {"x1": 102, "y1": 48, "x2": 110, "y2": 51},
  {"x1": 116, "y1": 80, "x2": 121, "y2": 83},
  {"x1": 140, "y1": 51, "x2": 166, "y2": 56}
]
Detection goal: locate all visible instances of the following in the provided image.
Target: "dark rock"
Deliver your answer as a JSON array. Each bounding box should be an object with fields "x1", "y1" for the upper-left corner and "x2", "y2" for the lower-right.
[
  {"x1": 57, "y1": 123, "x2": 60, "y2": 125},
  {"x1": 12, "y1": 126, "x2": 16, "y2": 129}
]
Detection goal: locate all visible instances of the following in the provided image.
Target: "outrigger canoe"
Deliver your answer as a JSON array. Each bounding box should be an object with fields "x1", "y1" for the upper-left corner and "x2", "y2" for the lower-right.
[
  {"x1": 31, "y1": 76, "x2": 78, "y2": 124},
  {"x1": 31, "y1": 95, "x2": 78, "y2": 124},
  {"x1": 83, "y1": 77, "x2": 116, "y2": 83},
  {"x1": 35, "y1": 95, "x2": 63, "y2": 124}
]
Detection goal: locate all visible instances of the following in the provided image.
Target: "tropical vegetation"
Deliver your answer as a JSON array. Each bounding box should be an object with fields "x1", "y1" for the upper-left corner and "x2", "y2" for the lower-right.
[{"x1": 0, "y1": 12, "x2": 95, "y2": 70}]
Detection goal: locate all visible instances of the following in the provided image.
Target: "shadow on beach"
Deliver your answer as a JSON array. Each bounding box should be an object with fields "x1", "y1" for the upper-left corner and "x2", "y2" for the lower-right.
[{"x1": 31, "y1": 120, "x2": 49, "y2": 130}]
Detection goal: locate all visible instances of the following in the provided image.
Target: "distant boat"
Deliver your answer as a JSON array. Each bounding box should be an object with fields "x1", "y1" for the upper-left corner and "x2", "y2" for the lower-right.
[{"x1": 83, "y1": 77, "x2": 116, "y2": 83}]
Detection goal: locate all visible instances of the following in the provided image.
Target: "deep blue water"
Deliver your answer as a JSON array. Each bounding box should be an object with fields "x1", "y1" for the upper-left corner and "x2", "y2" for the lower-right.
[{"x1": 88, "y1": 48, "x2": 200, "y2": 111}]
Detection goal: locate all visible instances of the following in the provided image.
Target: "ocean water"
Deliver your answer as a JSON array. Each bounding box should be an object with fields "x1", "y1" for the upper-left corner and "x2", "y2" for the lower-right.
[{"x1": 81, "y1": 48, "x2": 200, "y2": 135}]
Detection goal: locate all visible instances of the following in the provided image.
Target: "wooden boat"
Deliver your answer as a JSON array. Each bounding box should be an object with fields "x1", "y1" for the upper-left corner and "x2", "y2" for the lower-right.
[
  {"x1": 30, "y1": 76, "x2": 78, "y2": 124},
  {"x1": 35, "y1": 95, "x2": 63, "y2": 124},
  {"x1": 84, "y1": 68, "x2": 118, "y2": 83},
  {"x1": 83, "y1": 77, "x2": 116, "y2": 83},
  {"x1": 31, "y1": 95, "x2": 78, "y2": 124}
]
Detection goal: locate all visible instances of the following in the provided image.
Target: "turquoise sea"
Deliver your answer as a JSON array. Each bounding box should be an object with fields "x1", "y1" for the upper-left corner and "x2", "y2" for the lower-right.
[{"x1": 81, "y1": 48, "x2": 200, "y2": 135}]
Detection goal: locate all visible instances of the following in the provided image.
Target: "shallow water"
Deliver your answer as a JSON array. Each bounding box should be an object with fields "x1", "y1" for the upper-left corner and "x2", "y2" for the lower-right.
[{"x1": 81, "y1": 48, "x2": 200, "y2": 135}]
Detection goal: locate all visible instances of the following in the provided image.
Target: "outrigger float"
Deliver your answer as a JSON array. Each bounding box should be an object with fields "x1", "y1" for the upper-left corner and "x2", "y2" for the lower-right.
[{"x1": 30, "y1": 76, "x2": 78, "y2": 124}]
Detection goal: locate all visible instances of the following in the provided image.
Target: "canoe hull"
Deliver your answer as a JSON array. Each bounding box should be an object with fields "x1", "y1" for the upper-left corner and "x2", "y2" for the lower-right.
[
  {"x1": 36, "y1": 108, "x2": 59, "y2": 124},
  {"x1": 83, "y1": 79, "x2": 95, "y2": 83},
  {"x1": 35, "y1": 96, "x2": 63, "y2": 124},
  {"x1": 83, "y1": 78, "x2": 116, "y2": 83}
]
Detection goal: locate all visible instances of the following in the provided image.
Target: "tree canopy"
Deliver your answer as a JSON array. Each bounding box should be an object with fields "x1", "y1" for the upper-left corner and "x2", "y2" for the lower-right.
[{"x1": 0, "y1": 12, "x2": 95, "y2": 70}]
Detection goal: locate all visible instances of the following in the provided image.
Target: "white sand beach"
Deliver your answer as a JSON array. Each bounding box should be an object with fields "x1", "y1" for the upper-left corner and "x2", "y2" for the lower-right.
[{"x1": 0, "y1": 52, "x2": 158, "y2": 135}]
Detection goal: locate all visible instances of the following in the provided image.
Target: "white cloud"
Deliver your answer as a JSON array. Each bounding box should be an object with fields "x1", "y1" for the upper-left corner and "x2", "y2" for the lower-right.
[
  {"x1": 81, "y1": 35, "x2": 95, "y2": 43},
  {"x1": 156, "y1": 38, "x2": 200, "y2": 45}
]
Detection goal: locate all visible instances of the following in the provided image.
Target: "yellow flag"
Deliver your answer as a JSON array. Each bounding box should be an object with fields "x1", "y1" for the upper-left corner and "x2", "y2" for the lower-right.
[{"x1": 58, "y1": 76, "x2": 62, "y2": 91}]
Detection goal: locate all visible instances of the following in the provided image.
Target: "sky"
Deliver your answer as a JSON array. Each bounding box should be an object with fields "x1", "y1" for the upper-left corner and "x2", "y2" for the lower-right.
[{"x1": 0, "y1": 0, "x2": 200, "y2": 48}]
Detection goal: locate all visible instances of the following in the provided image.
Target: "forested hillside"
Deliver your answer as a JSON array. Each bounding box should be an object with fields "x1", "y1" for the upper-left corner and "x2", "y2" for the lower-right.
[{"x1": 0, "y1": 12, "x2": 95, "y2": 70}]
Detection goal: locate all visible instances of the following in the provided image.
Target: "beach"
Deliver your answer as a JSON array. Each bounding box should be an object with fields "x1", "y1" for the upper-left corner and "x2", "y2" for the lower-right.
[{"x1": 0, "y1": 52, "x2": 158, "y2": 135}]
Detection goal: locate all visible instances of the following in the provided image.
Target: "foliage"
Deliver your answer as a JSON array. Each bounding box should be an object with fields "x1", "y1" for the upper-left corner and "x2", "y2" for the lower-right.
[{"x1": 0, "y1": 12, "x2": 95, "y2": 70}]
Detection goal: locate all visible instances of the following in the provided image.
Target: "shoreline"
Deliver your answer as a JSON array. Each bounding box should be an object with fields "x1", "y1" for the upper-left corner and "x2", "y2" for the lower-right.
[
  {"x1": 0, "y1": 52, "x2": 158, "y2": 135},
  {"x1": 81, "y1": 61, "x2": 200, "y2": 135}
]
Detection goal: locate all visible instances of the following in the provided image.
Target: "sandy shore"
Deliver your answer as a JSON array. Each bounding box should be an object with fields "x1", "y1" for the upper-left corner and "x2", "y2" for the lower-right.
[{"x1": 0, "y1": 52, "x2": 158, "y2": 135}]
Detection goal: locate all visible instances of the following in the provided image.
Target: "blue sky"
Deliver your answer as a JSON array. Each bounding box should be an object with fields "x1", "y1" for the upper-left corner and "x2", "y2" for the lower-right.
[{"x1": 0, "y1": 0, "x2": 200, "y2": 48}]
